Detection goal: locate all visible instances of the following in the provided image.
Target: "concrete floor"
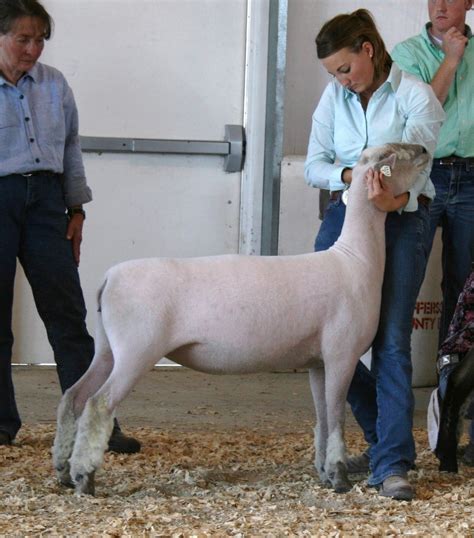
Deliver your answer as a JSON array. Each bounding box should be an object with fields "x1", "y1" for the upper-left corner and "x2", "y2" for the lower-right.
[{"x1": 12, "y1": 365, "x2": 434, "y2": 433}]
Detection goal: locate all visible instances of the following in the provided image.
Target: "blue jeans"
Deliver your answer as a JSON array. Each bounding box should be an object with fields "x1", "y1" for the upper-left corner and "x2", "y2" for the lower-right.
[
  {"x1": 315, "y1": 194, "x2": 430, "y2": 485},
  {"x1": 427, "y1": 162, "x2": 474, "y2": 346},
  {"x1": 0, "y1": 174, "x2": 94, "y2": 439}
]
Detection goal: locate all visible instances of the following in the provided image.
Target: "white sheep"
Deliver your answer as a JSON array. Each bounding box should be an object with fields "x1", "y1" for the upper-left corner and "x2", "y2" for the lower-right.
[{"x1": 53, "y1": 143, "x2": 429, "y2": 496}]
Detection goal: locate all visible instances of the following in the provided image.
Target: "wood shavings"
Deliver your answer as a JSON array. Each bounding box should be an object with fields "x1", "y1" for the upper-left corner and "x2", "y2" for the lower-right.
[{"x1": 0, "y1": 426, "x2": 473, "y2": 536}]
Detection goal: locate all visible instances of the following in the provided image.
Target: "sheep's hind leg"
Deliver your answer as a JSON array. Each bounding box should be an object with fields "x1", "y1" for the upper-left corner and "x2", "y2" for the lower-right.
[
  {"x1": 69, "y1": 394, "x2": 114, "y2": 495},
  {"x1": 53, "y1": 390, "x2": 77, "y2": 487},
  {"x1": 53, "y1": 333, "x2": 114, "y2": 488}
]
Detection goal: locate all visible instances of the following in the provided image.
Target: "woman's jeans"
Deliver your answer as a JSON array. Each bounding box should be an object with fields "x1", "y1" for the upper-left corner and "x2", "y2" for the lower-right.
[
  {"x1": 0, "y1": 174, "x2": 94, "y2": 439},
  {"x1": 427, "y1": 162, "x2": 474, "y2": 346},
  {"x1": 315, "y1": 195, "x2": 430, "y2": 485}
]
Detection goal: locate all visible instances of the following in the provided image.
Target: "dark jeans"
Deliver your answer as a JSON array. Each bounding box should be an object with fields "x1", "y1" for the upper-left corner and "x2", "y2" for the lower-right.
[
  {"x1": 0, "y1": 173, "x2": 94, "y2": 439},
  {"x1": 315, "y1": 195, "x2": 430, "y2": 485},
  {"x1": 427, "y1": 162, "x2": 474, "y2": 346}
]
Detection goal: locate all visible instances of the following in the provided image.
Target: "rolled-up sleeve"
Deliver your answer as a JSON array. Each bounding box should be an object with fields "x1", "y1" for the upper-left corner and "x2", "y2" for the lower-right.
[
  {"x1": 62, "y1": 81, "x2": 92, "y2": 207},
  {"x1": 304, "y1": 84, "x2": 347, "y2": 191},
  {"x1": 399, "y1": 77, "x2": 445, "y2": 212}
]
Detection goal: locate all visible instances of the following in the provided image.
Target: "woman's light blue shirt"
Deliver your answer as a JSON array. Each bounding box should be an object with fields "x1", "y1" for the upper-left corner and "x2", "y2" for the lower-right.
[
  {"x1": 304, "y1": 63, "x2": 445, "y2": 212},
  {"x1": 0, "y1": 62, "x2": 92, "y2": 207}
]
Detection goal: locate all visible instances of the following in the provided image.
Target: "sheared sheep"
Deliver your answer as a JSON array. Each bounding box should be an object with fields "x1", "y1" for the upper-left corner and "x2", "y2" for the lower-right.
[{"x1": 53, "y1": 143, "x2": 429, "y2": 496}]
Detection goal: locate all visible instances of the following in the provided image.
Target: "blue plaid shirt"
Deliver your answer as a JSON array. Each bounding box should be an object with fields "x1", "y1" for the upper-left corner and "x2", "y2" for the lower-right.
[{"x1": 0, "y1": 62, "x2": 92, "y2": 207}]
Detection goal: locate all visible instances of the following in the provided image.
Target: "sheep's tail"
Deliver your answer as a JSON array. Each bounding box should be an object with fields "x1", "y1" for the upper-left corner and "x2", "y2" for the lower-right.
[{"x1": 97, "y1": 277, "x2": 108, "y2": 313}]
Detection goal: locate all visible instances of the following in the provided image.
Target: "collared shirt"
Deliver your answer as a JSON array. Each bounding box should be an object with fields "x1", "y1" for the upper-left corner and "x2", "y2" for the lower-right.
[
  {"x1": 0, "y1": 62, "x2": 92, "y2": 206},
  {"x1": 392, "y1": 24, "x2": 474, "y2": 159},
  {"x1": 304, "y1": 63, "x2": 445, "y2": 212}
]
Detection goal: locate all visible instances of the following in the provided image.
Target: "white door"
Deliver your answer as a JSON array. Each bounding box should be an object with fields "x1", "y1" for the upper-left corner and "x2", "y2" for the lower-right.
[{"x1": 12, "y1": 0, "x2": 270, "y2": 364}]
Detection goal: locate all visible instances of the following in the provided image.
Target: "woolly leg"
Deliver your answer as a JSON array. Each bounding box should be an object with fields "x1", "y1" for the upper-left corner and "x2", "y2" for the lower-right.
[
  {"x1": 323, "y1": 356, "x2": 357, "y2": 493},
  {"x1": 309, "y1": 366, "x2": 329, "y2": 484},
  {"x1": 53, "y1": 389, "x2": 77, "y2": 487},
  {"x1": 53, "y1": 322, "x2": 114, "y2": 488},
  {"x1": 69, "y1": 394, "x2": 114, "y2": 495},
  {"x1": 325, "y1": 426, "x2": 350, "y2": 493}
]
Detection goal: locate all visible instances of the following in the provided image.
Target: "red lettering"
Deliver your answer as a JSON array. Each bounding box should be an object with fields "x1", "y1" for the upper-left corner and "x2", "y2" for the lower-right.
[{"x1": 412, "y1": 316, "x2": 440, "y2": 330}]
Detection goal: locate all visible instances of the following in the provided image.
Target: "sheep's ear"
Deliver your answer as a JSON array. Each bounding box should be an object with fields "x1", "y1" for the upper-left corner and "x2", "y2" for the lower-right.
[{"x1": 375, "y1": 153, "x2": 397, "y2": 176}]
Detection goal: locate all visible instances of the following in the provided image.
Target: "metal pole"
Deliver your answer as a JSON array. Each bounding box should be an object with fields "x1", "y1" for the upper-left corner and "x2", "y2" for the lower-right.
[{"x1": 261, "y1": 0, "x2": 287, "y2": 255}]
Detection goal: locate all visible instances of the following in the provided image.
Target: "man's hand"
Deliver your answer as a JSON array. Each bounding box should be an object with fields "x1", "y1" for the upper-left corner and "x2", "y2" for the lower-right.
[
  {"x1": 442, "y1": 26, "x2": 469, "y2": 64},
  {"x1": 66, "y1": 214, "x2": 84, "y2": 265},
  {"x1": 430, "y1": 26, "x2": 468, "y2": 104},
  {"x1": 366, "y1": 168, "x2": 408, "y2": 212}
]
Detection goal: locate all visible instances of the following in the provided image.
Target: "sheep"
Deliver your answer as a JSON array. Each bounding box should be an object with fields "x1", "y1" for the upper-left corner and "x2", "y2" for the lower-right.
[{"x1": 53, "y1": 143, "x2": 429, "y2": 496}]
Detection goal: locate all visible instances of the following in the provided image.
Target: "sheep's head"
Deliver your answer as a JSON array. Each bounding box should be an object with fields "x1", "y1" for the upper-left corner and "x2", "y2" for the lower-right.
[{"x1": 356, "y1": 143, "x2": 430, "y2": 196}]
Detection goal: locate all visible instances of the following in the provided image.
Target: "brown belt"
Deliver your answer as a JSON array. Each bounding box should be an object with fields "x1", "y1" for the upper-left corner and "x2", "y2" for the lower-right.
[
  {"x1": 417, "y1": 194, "x2": 431, "y2": 208},
  {"x1": 329, "y1": 190, "x2": 343, "y2": 201},
  {"x1": 434, "y1": 156, "x2": 474, "y2": 170},
  {"x1": 329, "y1": 190, "x2": 430, "y2": 207}
]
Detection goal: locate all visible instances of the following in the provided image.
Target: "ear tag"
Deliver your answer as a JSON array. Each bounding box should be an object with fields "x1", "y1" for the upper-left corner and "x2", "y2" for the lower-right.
[
  {"x1": 341, "y1": 189, "x2": 349, "y2": 205},
  {"x1": 380, "y1": 165, "x2": 392, "y2": 177}
]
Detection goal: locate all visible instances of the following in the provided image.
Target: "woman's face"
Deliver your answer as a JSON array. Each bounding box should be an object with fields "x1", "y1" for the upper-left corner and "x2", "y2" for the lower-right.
[
  {"x1": 321, "y1": 42, "x2": 376, "y2": 95},
  {"x1": 0, "y1": 16, "x2": 46, "y2": 83}
]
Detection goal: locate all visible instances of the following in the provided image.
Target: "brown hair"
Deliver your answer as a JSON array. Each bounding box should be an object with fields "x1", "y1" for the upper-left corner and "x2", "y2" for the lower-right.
[
  {"x1": 0, "y1": 0, "x2": 52, "y2": 38},
  {"x1": 315, "y1": 9, "x2": 391, "y2": 80}
]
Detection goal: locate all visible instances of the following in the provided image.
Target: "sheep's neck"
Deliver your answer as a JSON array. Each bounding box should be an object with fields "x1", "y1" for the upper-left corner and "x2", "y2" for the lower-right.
[{"x1": 333, "y1": 168, "x2": 387, "y2": 275}]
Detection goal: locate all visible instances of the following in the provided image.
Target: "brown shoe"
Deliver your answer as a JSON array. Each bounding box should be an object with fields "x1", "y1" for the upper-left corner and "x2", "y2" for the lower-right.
[
  {"x1": 0, "y1": 431, "x2": 12, "y2": 446},
  {"x1": 379, "y1": 475, "x2": 414, "y2": 501}
]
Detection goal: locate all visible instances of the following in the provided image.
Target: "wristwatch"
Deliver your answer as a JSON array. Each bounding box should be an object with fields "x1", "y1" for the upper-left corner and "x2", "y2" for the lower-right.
[{"x1": 67, "y1": 207, "x2": 86, "y2": 219}]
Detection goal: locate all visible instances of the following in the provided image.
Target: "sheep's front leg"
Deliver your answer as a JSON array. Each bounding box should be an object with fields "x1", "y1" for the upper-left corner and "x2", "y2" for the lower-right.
[
  {"x1": 309, "y1": 366, "x2": 329, "y2": 484},
  {"x1": 53, "y1": 389, "x2": 77, "y2": 487},
  {"x1": 322, "y1": 357, "x2": 358, "y2": 493},
  {"x1": 69, "y1": 394, "x2": 114, "y2": 495}
]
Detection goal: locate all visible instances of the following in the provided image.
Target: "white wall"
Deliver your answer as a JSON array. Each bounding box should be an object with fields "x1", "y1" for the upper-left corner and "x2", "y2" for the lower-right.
[{"x1": 12, "y1": 0, "x2": 253, "y2": 364}]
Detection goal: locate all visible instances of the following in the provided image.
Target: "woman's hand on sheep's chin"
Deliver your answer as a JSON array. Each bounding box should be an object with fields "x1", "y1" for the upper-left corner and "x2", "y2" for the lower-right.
[{"x1": 365, "y1": 169, "x2": 408, "y2": 212}]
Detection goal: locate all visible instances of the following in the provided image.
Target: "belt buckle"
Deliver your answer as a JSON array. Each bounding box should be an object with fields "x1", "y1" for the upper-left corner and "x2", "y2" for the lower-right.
[
  {"x1": 341, "y1": 188, "x2": 349, "y2": 205},
  {"x1": 21, "y1": 172, "x2": 34, "y2": 177},
  {"x1": 437, "y1": 353, "x2": 459, "y2": 373},
  {"x1": 439, "y1": 158, "x2": 452, "y2": 166}
]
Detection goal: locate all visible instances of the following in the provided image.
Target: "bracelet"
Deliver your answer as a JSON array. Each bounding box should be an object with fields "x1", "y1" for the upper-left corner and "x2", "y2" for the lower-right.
[{"x1": 67, "y1": 207, "x2": 86, "y2": 220}]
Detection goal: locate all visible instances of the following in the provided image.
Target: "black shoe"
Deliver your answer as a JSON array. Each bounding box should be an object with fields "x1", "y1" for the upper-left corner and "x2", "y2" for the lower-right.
[
  {"x1": 107, "y1": 425, "x2": 141, "y2": 454},
  {"x1": 462, "y1": 441, "x2": 474, "y2": 466},
  {"x1": 0, "y1": 431, "x2": 12, "y2": 446},
  {"x1": 346, "y1": 450, "x2": 370, "y2": 474}
]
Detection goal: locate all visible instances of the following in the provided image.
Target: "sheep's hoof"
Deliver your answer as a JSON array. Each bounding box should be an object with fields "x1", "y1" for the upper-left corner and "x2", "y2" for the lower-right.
[
  {"x1": 56, "y1": 472, "x2": 75, "y2": 488},
  {"x1": 74, "y1": 471, "x2": 95, "y2": 496},
  {"x1": 329, "y1": 462, "x2": 352, "y2": 493},
  {"x1": 316, "y1": 464, "x2": 329, "y2": 485},
  {"x1": 56, "y1": 464, "x2": 74, "y2": 489}
]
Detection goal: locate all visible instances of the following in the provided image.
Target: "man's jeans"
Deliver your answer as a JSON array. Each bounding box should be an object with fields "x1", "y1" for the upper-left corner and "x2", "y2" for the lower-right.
[
  {"x1": 0, "y1": 174, "x2": 94, "y2": 439},
  {"x1": 315, "y1": 195, "x2": 430, "y2": 485},
  {"x1": 427, "y1": 162, "x2": 474, "y2": 346}
]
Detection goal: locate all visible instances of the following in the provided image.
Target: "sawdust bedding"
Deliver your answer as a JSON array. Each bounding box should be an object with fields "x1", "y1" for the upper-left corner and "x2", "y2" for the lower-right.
[{"x1": 0, "y1": 424, "x2": 473, "y2": 537}]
